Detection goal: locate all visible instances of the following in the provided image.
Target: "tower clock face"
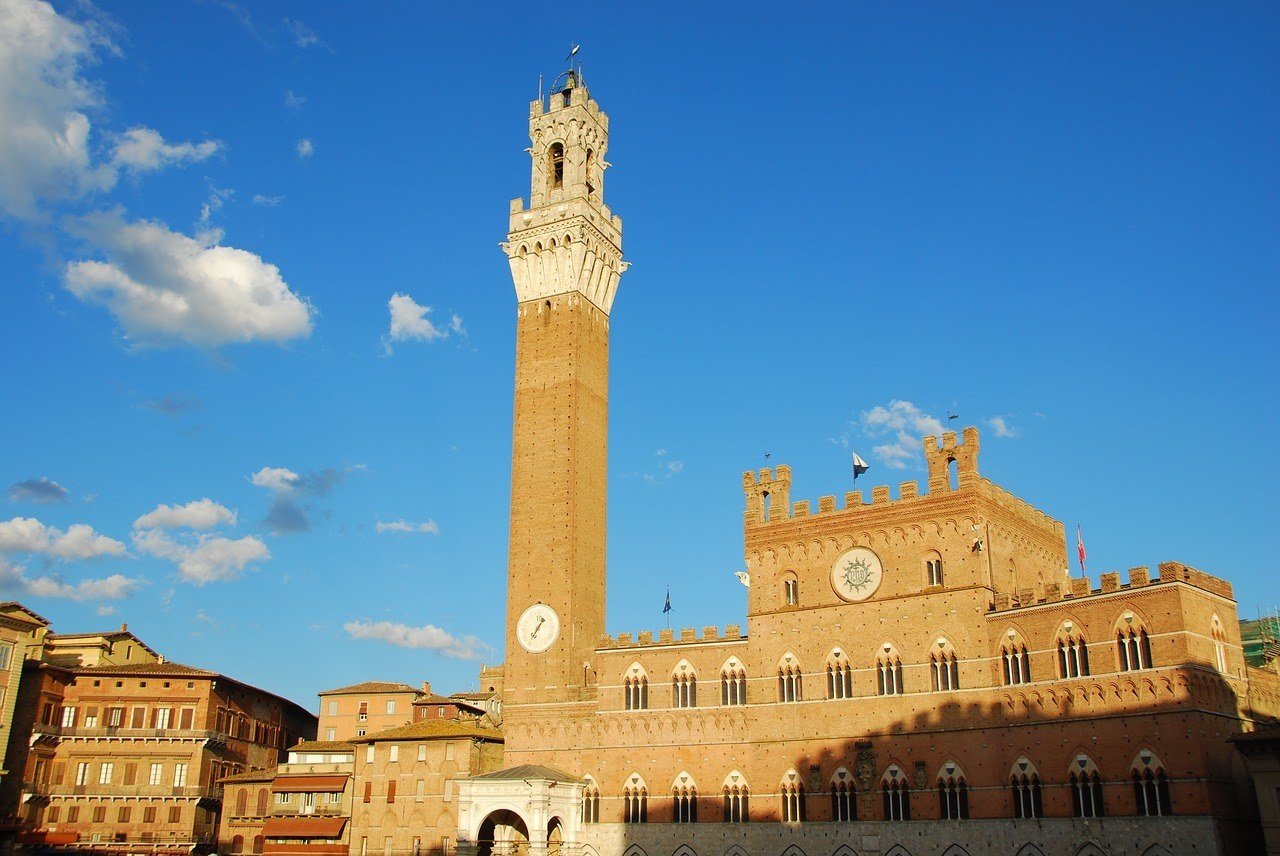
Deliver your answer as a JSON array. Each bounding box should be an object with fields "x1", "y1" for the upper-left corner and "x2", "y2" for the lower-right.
[
  {"x1": 831, "y1": 547, "x2": 885, "y2": 602},
  {"x1": 516, "y1": 604, "x2": 560, "y2": 653}
]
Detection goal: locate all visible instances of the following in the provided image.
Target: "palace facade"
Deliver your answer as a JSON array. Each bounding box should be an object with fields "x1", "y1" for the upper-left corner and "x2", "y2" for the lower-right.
[{"x1": 452, "y1": 68, "x2": 1280, "y2": 856}]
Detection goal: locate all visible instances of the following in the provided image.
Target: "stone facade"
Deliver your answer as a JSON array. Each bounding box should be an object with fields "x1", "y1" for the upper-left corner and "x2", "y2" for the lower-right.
[{"x1": 455, "y1": 69, "x2": 1280, "y2": 856}]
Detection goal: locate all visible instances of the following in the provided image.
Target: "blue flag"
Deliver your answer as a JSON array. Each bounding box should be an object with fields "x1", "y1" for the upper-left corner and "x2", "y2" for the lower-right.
[
  {"x1": 663, "y1": 588, "x2": 672, "y2": 614},
  {"x1": 852, "y1": 452, "x2": 870, "y2": 481}
]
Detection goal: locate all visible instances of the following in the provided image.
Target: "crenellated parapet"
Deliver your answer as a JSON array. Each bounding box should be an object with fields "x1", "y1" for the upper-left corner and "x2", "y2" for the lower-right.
[
  {"x1": 990, "y1": 562, "x2": 1234, "y2": 612},
  {"x1": 741, "y1": 428, "x2": 1061, "y2": 545},
  {"x1": 596, "y1": 624, "x2": 746, "y2": 651}
]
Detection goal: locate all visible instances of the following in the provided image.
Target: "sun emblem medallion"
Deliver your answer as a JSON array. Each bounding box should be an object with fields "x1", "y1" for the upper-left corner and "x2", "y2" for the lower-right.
[{"x1": 831, "y1": 547, "x2": 884, "y2": 602}]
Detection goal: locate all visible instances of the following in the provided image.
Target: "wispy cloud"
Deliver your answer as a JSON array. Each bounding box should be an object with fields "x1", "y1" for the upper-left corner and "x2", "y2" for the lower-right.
[
  {"x1": 283, "y1": 90, "x2": 305, "y2": 113},
  {"x1": 295, "y1": 138, "x2": 314, "y2": 160},
  {"x1": 344, "y1": 619, "x2": 486, "y2": 660},
  {"x1": 382, "y1": 293, "x2": 466, "y2": 354},
  {"x1": 139, "y1": 393, "x2": 201, "y2": 416},
  {"x1": 283, "y1": 18, "x2": 328, "y2": 50},
  {"x1": 623, "y1": 449, "x2": 685, "y2": 485},
  {"x1": 8, "y1": 477, "x2": 70, "y2": 504},
  {"x1": 987, "y1": 416, "x2": 1020, "y2": 438},
  {"x1": 376, "y1": 519, "x2": 440, "y2": 535},
  {"x1": 252, "y1": 194, "x2": 283, "y2": 207}
]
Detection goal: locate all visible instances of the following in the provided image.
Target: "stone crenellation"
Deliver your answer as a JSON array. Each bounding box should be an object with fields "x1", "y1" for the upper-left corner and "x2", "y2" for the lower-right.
[
  {"x1": 990, "y1": 561, "x2": 1233, "y2": 612},
  {"x1": 596, "y1": 624, "x2": 747, "y2": 651}
]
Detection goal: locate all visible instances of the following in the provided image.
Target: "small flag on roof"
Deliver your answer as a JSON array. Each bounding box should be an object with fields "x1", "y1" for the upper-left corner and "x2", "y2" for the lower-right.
[
  {"x1": 663, "y1": 587, "x2": 672, "y2": 614},
  {"x1": 852, "y1": 452, "x2": 870, "y2": 481},
  {"x1": 1076, "y1": 524, "x2": 1087, "y2": 575}
]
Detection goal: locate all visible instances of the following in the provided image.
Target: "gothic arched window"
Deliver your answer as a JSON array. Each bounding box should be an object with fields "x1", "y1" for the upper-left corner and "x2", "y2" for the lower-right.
[
  {"x1": 826, "y1": 650, "x2": 852, "y2": 700},
  {"x1": 876, "y1": 645, "x2": 903, "y2": 696},
  {"x1": 582, "y1": 777, "x2": 600, "y2": 824},
  {"x1": 1001, "y1": 630, "x2": 1031, "y2": 685},
  {"x1": 624, "y1": 665, "x2": 648, "y2": 711},
  {"x1": 1010, "y1": 758, "x2": 1043, "y2": 819},
  {"x1": 671, "y1": 773, "x2": 697, "y2": 824},
  {"x1": 780, "y1": 772, "x2": 805, "y2": 823},
  {"x1": 1056, "y1": 623, "x2": 1091, "y2": 678},
  {"x1": 930, "y1": 639, "x2": 959, "y2": 691},
  {"x1": 1116, "y1": 612, "x2": 1153, "y2": 671},
  {"x1": 1211, "y1": 615, "x2": 1228, "y2": 673},
  {"x1": 672, "y1": 661, "x2": 697, "y2": 709},
  {"x1": 925, "y1": 551, "x2": 944, "y2": 587},
  {"x1": 722, "y1": 772, "x2": 749, "y2": 822},
  {"x1": 881, "y1": 765, "x2": 911, "y2": 821},
  {"x1": 623, "y1": 774, "x2": 648, "y2": 824},
  {"x1": 549, "y1": 143, "x2": 565, "y2": 190},
  {"x1": 720, "y1": 659, "x2": 746, "y2": 706},
  {"x1": 830, "y1": 768, "x2": 856, "y2": 821},
  {"x1": 936, "y1": 762, "x2": 969, "y2": 819},
  {"x1": 778, "y1": 654, "x2": 802, "y2": 703},
  {"x1": 1132, "y1": 751, "x2": 1171, "y2": 816},
  {"x1": 1069, "y1": 755, "x2": 1106, "y2": 818}
]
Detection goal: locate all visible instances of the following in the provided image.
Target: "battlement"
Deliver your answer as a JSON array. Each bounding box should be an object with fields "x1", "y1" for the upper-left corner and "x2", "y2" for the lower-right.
[
  {"x1": 596, "y1": 624, "x2": 746, "y2": 651},
  {"x1": 989, "y1": 561, "x2": 1234, "y2": 613},
  {"x1": 529, "y1": 79, "x2": 609, "y2": 128},
  {"x1": 742, "y1": 428, "x2": 1061, "y2": 541}
]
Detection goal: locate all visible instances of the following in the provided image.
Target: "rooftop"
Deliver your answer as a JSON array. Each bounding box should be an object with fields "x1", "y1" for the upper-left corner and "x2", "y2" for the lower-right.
[
  {"x1": 318, "y1": 680, "x2": 420, "y2": 696},
  {"x1": 291, "y1": 740, "x2": 355, "y2": 754},
  {"x1": 349, "y1": 719, "x2": 502, "y2": 744},
  {"x1": 472, "y1": 764, "x2": 579, "y2": 784}
]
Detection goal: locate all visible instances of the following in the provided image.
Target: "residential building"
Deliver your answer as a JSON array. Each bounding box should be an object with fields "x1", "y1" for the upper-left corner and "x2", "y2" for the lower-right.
[
  {"x1": 0, "y1": 603, "x2": 50, "y2": 850},
  {"x1": 314, "y1": 683, "x2": 421, "y2": 743}
]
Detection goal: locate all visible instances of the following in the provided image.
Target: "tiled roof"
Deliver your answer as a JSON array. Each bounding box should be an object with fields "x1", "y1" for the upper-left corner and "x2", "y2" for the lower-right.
[
  {"x1": 450, "y1": 691, "x2": 496, "y2": 700},
  {"x1": 218, "y1": 767, "x2": 277, "y2": 784},
  {"x1": 0, "y1": 602, "x2": 50, "y2": 625},
  {"x1": 75, "y1": 661, "x2": 314, "y2": 719},
  {"x1": 76, "y1": 661, "x2": 217, "y2": 676},
  {"x1": 416, "y1": 694, "x2": 485, "y2": 711},
  {"x1": 349, "y1": 720, "x2": 503, "y2": 743},
  {"x1": 472, "y1": 764, "x2": 579, "y2": 784},
  {"x1": 291, "y1": 740, "x2": 355, "y2": 753},
  {"x1": 317, "y1": 681, "x2": 420, "y2": 695}
]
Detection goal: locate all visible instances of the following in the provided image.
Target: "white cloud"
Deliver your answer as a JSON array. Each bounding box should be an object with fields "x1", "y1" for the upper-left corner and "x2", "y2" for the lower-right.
[
  {"x1": 283, "y1": 18, "x2": 325, "y2": 50},
  {"x1": 133, "y1": 499, "x2": 235, "y2": 531},
  {"x1": 987, "y1": 416, "x2": 1020, "y2": 439},
  {"x1": 383, "y1": 293, "x2": 466, "y2": 353},
  {"x1": 132, "y1": 528, "x2": 268, "y2": 586},
  {"x1": 111, "y1": 127, "x2": 220, "y2": 174},
  {"x1": 0, "y1": 2, "x2": 219, "y2": 222},
  {"x1": 283, "y1": 90, "x2": 304, "y2": 113},
  {"x1": 376, "y1": 519, "x2": 439, "y2": 535},
  {"x1": 295, "y1": 138, "x2": 314, "y2": 159},
  {"x1": 0, "y1": 516, "x2": 125, "y2": 559},
  {"x1": 249, "y1": 467, "x2": 300, "y2": 492},
  {"x1": 96, "y1": 603, "x2": 116, "y2": 616},
  {"x1": 63, "y1": 210, "x2": 314, "y2": 348},
  {"x1": 858, "y1": 400, "x2": 947, "y2": 470},
  {"x1": 0, "y1": 558, "x2": 141, "y2": 601},
  {"x1": 251, "y1": 194, "x2": 282, "y2": 207},
  {"x1": 343, "y1": 620, "x2": 485, "y2": 660}
]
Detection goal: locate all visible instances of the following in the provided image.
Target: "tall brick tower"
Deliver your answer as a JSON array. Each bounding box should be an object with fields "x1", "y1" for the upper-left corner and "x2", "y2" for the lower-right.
[{"x1": 500, "y1": 68, "x2": 626, "y2": 712}]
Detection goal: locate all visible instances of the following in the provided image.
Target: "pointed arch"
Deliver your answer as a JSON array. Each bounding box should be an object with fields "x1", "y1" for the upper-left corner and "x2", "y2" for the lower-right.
[
  {"x1": 881, "y1": 763, "x2": 911, "y2": 820},
  {"x1": 924, "y1": 548, "x2": 944, "y2": 587},
  {"x1": 1055, "y1": 618, "x2": 1092, "y2": 678},
  {"x1": 1015, "y1": 846, "x2": 1046, "y2": 856},
  {"x1": 623, "y1": 772, "x2": 648, "y2": 824},
  {"x1": 1000, "y1": 627, "x2": 1032, "y2": 685},
  {"x1": 876, "y1": 642, "x2": 903, "y2": 695},
  {"x1": 671, "y1": 846, "x2": 698, "y2": 856},
  {"x1": 1115, "y1": 608, "x2": 1154, "y2": 671},
  {"x1": 1072, "y1": 845, "x2": 1108, "y2": 856},
  {"x1": 672, "y1": 660, "x2": 698, "y2": 709},
  {"x1": 1211, "y1": 614, "x2": 1228, "y2": 672},
  {"x1": 778, "y1": 652, "x2": 803, "y2": 702},
  {"x1": 936, "y1": 760, "x2": 969, "y2": 819},
  {"x1": 621, "y1": 848, "x2": 648, "y2": 856},
  {"x1": 1009, "y1": 756, "x2": 1043, "y2": 819},
  {"x1": 780, "y1": 846, "x2": 807, "y2": 856},
  {"x1": 581, "y1": 775, "x2": 600, "y2": 824},
  {"x1": 930, "y1": 637, "x2": 960, "y2": 691},
  {"x1": 1131, "y1": 749, "x2": 1171, "y2": 816},
  {"x1": 781, "y1": 571, "x2": 799, "y2": 606},
  {"x1": 1068, "y1": 754, "x2": 1105, "y2": 818},
  {"x1": 722, "y1": 847, "x2": 749, "y2": 856},
  {"x1": 780, "y1": 769, "x2": 805, "y2": 823},
  {"x1": 941, "y1": 847, "x2": 971, "y2": 856},
  {"x1": 884, "y1": 846, "x2": 913, "y2": 856},
  {"x1": 829, "y1": 766, "x2": 855, "y2": 821},
  {"x1": 826, "y1": 648, "x2": 852, "y2": 699},
  {"x1": 831, "y1": 847, "x2": 858, "y2": 856},
  {"x1": 721, "y1": 656, "x2": 747, "y2": 706},
  {"x1": 624, "y1": 662, "x2": 649, "y2": 710},
  {"x1": 722, "y1": 770, "x2": 749, "y2": 823},
  {"x1": 1140, "y1": 846, "x2": 1172, "y2": 856},
  {"x1": 672, "y1": 770, "x2": 698, "y2": 823}
]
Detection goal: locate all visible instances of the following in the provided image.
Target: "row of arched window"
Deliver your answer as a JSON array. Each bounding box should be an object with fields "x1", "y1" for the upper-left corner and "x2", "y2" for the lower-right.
[
  {"x1": 617, "y1": 612, "x2": 1233, "y2": 710},
  {"x1": 583, "y1": 753, "x2": 1171, "y2": 825}
]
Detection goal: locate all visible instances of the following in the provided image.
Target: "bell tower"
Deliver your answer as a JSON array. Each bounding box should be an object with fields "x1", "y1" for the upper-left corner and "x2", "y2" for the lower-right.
[{"x1": 500, "y1": 68, "x2": 626, "y2": 709}]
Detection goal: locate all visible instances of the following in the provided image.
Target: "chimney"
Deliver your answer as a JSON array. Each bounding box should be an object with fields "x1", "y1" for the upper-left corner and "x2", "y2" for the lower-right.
[{"x1": 421, "y1": 681, "x2": 431, "y2": 697}]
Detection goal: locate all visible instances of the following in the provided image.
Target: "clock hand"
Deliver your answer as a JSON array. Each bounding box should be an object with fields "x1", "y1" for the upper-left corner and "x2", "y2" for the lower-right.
[{"x1": 531, "y1": 616, "x2": 545, "y2": 637}]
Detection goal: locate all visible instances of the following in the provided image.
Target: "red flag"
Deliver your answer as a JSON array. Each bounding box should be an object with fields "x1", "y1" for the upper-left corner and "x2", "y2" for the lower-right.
[{"x1": 1076, "y1": 525, "x2": 1086, "y2": 574}]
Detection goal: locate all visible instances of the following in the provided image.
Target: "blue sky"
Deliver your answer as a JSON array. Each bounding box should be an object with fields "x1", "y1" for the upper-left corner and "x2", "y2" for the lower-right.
[{"x1": 1, "y1": 1, "x2": 1276, "y2": 710}]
